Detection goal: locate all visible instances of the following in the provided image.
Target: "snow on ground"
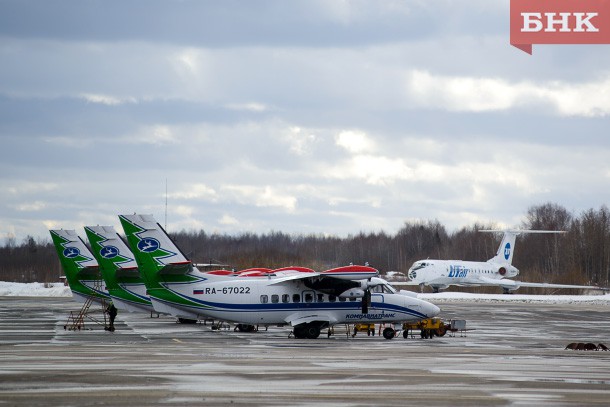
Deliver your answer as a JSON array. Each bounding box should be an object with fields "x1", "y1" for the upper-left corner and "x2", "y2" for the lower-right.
[
  {"x1": 0, "y1": 281, "x2": 608, "y2": 304},
  {"x1": 419, "y1": 291, "x2": 610, "y2": 305},
  {"x1": 0, "y1": 282, "x2": 71, "y2": 297}
]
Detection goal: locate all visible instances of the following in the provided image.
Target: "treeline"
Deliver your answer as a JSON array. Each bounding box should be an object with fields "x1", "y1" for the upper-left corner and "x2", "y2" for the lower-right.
[{"x1": 1, "y1": 203, "x2": 609, "y2": 292}]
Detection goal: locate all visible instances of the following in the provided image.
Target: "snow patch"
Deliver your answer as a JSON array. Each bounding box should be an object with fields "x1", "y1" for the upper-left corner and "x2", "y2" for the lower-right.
[{"x1": 0, "y1": 282, "x2": 71, "y2": 297}]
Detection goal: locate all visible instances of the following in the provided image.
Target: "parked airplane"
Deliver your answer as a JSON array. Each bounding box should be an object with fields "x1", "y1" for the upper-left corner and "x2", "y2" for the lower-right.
[
  {"x1": 401, "y1": 229, "x2": 607, "y2": 294},
  {"x1": 118, "y1": 213, "x2": 440, "y2": 339},
  {"x1": 84, "y1": 226, "x2": 155, "y2": 313},
  {"x1": 49, "y1": 229, "x2": 110, "y2": 304}
]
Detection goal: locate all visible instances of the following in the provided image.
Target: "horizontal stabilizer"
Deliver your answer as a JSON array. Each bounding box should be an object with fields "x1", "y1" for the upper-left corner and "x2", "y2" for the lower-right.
[
  {"x1": 115, "y1": 266, "x2": 141, "y2": 278},
  {"x1": 158, "y1": 261, "x2": 193, "y2": 275},
  {"x1": 479, "y1": 229, "x2": 566, "y2": 234},
  {"x1": 76, "y1": 265, "x2": 100, "y2": 275}
]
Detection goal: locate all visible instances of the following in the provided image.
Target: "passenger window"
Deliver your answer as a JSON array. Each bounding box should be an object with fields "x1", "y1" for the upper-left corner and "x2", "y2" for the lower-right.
[
  {"x1": 349, "y1": 297, "x2": 357, "y2": 302},
  {"x1": 329, "y1": 295, "x2": 336, "y2": 302},
  {"x1": 305, "y1": 293, "x2": 314, "y2": 303},
  {"x1": 292, "y1": 294, "x2": 300, "y2": 303},
  {"x1": 317, "y1": 294, "x2": 324, "y2": 302},
  {"x1": 260, "y1": 295, "x2": 268, "y2": 304},
  {"x1": 339, "y1": 297, "x2": 346, "y2": 302},
  {"x1": 271, "y1": 294, "x2": 279, "y2": 304},
  {"x1": 282, "y1": 294, "x2": 290, "y2": 303}
]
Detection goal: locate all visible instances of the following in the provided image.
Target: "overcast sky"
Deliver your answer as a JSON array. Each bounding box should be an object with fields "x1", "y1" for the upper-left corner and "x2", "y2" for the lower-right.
[{"x1": 1, "y1": 0, "x2": 609, "y2": 244}]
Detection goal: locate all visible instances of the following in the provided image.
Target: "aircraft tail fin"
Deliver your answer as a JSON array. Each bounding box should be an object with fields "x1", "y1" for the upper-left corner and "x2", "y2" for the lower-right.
[
  {"x1": 480, "y1": 229, "x2": 565, "y2": 265},
  {"x1": 84, "y1": 226, "x2": 139, "y2": 274},
  {"x1": 49, "y1": 229, "x2": 108, "y2": 301},
  {"x1": 118, "y1": 214, "x2": 197, "y2": 284}
]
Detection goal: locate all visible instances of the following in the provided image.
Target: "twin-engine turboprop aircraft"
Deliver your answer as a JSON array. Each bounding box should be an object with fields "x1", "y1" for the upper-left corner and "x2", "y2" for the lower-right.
[
  {"x1": 50, "y1": 227, "x2": 153, "y2": 313},
  {"x1": 401, "y1": 229, "x2": 608, "y2": 294},
  {"x1": 49, "y1": 229, "x2": 110, "y2": 304},
  {"x1": 84, "y1": 226, "x2": 154, "y2": 313},
  {"x1": 119, "y1": 213, "x2": 440, "y2": 339}
]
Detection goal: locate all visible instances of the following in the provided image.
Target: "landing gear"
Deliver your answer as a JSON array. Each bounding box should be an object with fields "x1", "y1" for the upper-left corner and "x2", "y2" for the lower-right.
[
  {"x1": 293, "y1": 322, "x2": 323, "y2": 339},
  {"x1": 177, "y1": 318, "x2": 197, "y2": 324},
  {"x1": 382, "y1": 327, "x2": 396, "y2": 340},
  {"x1": 235, "y1": 324, "x2": 256, "y2": 332}
]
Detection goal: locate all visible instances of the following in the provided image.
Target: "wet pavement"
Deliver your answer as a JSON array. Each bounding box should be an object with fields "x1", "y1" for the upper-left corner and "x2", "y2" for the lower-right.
[{"x1": 0, "y1": 297, "x2": 609, "y2": 406}]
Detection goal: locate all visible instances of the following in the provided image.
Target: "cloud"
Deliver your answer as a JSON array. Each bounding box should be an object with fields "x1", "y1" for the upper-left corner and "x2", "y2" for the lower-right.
[
  {"x1": 222, "y1": 185, "x2": 297, "y2": 212},
  {"x1": 406, "y1": 70, "x2": 610, "y2": 117},
  {"x1": 284, "y1": 126, "x2": 318, "y2": 156},
  {"x1": 7, "y1": 182, "x2": 58, "y2": 196},
  {"x1": 328, "y1": 154, "x2": 412, "y2": 186},
  {"x1": 335, "y1": 130, "x2": 376, "y2": 154},
  {"x1": 168, "y1": 184, "x2": 218, "y2": 201},
  {"x1": 13, "y1": 201, "x2": 47, "y2": 212},
  {"x1": 225, "y1": 102, "x2": 268, "y2": 112},
  {"x1": 80, "y1": 93, "x2": 137, "y2": 106},
  {"x1": 219, "y1": 214, "x2": 239, "y2": 226}
]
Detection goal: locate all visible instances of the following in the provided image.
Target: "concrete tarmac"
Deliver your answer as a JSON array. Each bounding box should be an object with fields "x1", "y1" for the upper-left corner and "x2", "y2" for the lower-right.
[{"x1": 0, "y1": 297, "x2": 609, "y2": 406}]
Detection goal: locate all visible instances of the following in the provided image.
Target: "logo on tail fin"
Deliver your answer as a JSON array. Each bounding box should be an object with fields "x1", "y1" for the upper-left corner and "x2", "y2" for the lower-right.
[
  {"x1": 63, "y1": 247, "x2": 81, "y2": 258},
  {"x1": 100, "y1": 246, "x2": 119, "y2": 259},
  {"x1": 504, "y1": 243, "x2": 511, "y2": 260},
  {"x1": 137, "y1": 238, "x2": 160, "y2": 253}
]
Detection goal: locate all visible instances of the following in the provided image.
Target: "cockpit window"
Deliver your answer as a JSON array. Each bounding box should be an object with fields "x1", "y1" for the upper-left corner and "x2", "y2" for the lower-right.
[
  {"x1": 411, "y1": 262, "x2": 429, "y2": 271},
  {"x1": 372, "y1": 283, "x2": 397, "y2": 294}
]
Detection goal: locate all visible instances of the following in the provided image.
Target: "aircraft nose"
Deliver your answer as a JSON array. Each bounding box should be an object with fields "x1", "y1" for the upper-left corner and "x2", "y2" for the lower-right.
[{"x1": 422, "y1": 301, "x2": 440, "y2": 318}]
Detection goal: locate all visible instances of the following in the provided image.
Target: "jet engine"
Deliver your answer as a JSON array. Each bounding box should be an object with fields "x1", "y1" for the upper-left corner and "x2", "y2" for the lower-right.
[{"x1": 497, "y1": 265, "x2": 519, "y2": 278}]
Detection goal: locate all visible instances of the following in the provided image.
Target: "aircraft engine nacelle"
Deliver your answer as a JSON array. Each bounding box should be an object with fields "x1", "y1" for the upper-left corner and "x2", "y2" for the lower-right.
[
  {"x1": 322, "y1": 265, "x2": 378, "y2": 280},
  {"x1": 497, "y1": 265, "x2": 519, "y2": 278}
]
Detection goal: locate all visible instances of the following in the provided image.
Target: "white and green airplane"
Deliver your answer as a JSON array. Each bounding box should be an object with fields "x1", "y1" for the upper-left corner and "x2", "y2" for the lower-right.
[
  {"x1": 50, "y1": 229, "x2": 110, "y2": 304},
  {"x1": 118, "y1": 213, "x2": 440, "y2": 339},
  {"x1": 84, "y1": 226, "x2": 155, "y2": 313}
]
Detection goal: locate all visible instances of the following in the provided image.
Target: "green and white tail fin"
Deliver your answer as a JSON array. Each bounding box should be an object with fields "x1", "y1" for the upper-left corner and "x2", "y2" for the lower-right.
[
  {"x1": 118, "y1": 214, "x2": 206, "y2": 320},
  {"x1": 84, "y1": 226, "x2": 153, "y2": 312},
  {"x1": 49, "y1": 229, "x2": 110, "y2": 303},
  {"x1": 118, "y1": 214, "x2": 195, "y2": 278}
]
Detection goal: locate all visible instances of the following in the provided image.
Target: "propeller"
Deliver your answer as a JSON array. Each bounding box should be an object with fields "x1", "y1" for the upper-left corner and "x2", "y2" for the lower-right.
[{"x1": 361, "y1": 278, "x2": 372, "y2": 314}]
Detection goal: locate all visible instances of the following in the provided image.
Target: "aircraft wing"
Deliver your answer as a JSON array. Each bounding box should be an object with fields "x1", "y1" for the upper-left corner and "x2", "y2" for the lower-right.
[
  {"x1": 266, "y1": 270, "x2": 321, "y2": 285},
  {"x1": 465, "y1": 276, "x2": 608, "y2": 291},
  {"x1": 389, "y1": 281, "x2": 419, "y2": 286},
  {"x1": 510, "y1": 281, "x2": 609, "y2": 291},
  {"x1": 268, "y1": 272, "x2": 363, "y2": 296}
]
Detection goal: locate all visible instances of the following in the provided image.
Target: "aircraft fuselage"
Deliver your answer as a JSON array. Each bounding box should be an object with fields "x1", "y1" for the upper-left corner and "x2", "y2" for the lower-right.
[{"x1": 148, "y1": 274, "x2": 438, "y2": 325}]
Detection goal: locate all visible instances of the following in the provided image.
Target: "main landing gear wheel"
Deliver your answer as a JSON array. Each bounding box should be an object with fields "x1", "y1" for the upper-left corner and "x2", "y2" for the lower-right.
[
  {"x1": 305, "y1": 324, "x2": 321, "y2": 339},
  {"x1": 293, "y1": 323, "x2": 322, "y2": 339},
  {"x1": 383, "y1": 327, "x2": 396, "y2": 340},
  {"x1": 178, "y1": 318, "x2": 197, "y2": 324},
  {"x1": 235, "y1": 324, "x2": 256, "y2": 332}
]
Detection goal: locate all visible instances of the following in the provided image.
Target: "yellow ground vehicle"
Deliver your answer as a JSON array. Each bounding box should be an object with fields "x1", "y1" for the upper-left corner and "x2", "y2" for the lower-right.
[
  {"x1": 351, "y1": 323, "x2": 376, "y2": 337},
  {"x1": 402, "y1": 317, "x2": 447, "y2": 339}
]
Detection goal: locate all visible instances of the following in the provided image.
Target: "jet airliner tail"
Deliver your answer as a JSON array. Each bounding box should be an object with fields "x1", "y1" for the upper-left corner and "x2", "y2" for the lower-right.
[{"x1": 480, "y1": 229, "x2": 566, "y2": 265}]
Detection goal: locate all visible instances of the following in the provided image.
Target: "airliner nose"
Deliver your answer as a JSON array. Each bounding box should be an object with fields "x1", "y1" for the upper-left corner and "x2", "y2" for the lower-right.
[{"x1": 422, "y1": 301, "x2": 440, "y2": 318}]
